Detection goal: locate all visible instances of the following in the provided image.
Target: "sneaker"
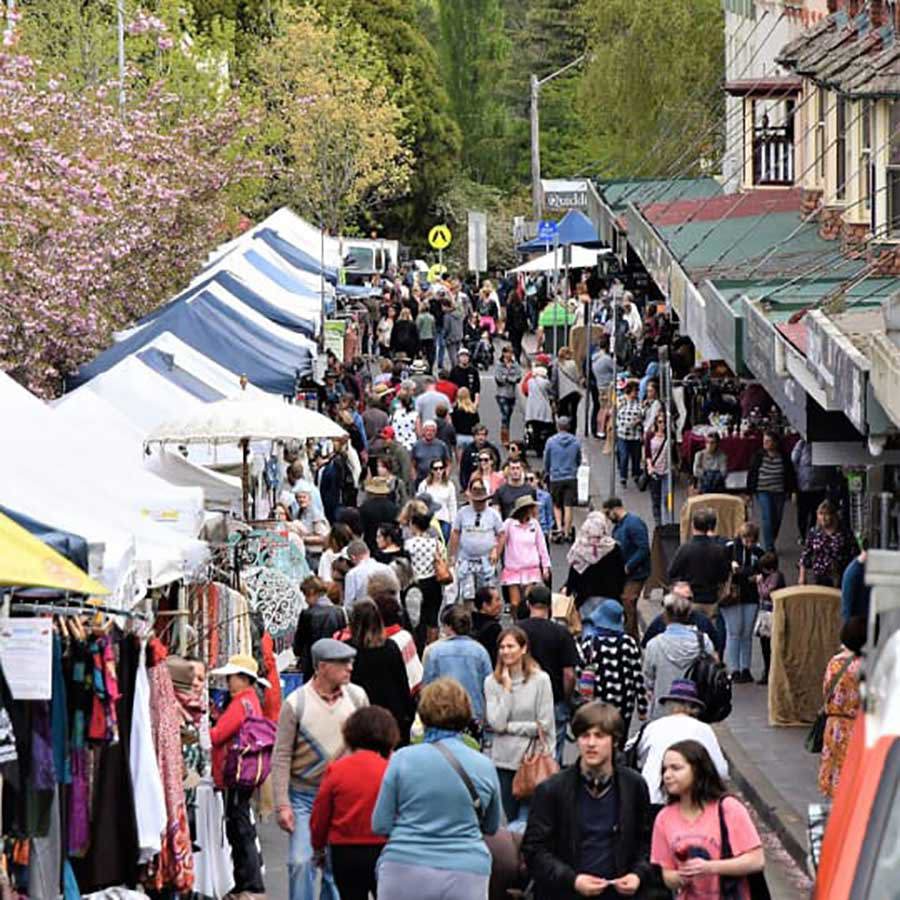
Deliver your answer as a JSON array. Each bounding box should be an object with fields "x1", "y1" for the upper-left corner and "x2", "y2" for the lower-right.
[
  {"x1": 620, "y1": 480, "x2": 627, "y2": 488},
  {"x1": 740, "y1": 668, "x2": 752, "y2": 683},
  {"x1": 598, "y1": 431, "x2": 606, "y2": 439}
]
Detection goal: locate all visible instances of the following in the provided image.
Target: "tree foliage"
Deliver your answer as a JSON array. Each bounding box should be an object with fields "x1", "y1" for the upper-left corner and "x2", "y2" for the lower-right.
[
  {"x1": 309, "y1": 0, "x2": 461, "y2": 247},
  {"x1": 0, "y1": 40, "x2": 261, "y2": 396},
  {"x1": 255, "y1": 6, "x2": 413, "y2": 233},
  {"x1": 578, "y1": 0, "x2": 724, "y2": 178}
]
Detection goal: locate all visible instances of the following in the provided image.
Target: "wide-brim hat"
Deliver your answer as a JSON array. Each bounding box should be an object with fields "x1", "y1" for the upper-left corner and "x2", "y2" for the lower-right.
[
  {"x1": 209, "y1": 653, "x2": 271, "y2": 689},
  {"x1": 511, "y1": 494, "x2": 538, "y2": 516},
  {"x1": 468, "y1": 481, "x2": 490, "y2": 500},
  {"x1": 658, "y1": 678, "x2": 705, "y2": 711},
  {"x1": 364, "y1": 476, "x2": 392, "y2": 495},
  {"x1": 411, "y1": 360, "x2": 429, "y2": 373},
  {"x1": 372, "y1": 383, "x2": 392, "y2": 397},
  {"x1": 394, "y1": 352, "x2": 410, "y2": 362},
  {"x1": 416, "y1": 492, "x2": 441, "y2": 516}
]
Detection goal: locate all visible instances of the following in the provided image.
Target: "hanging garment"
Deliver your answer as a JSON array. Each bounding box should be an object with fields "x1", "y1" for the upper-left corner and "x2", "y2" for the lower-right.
[
  {"x1": 28, "y1": 785, "x2": 62, "y2": 899},
  {"x1": 71, "y1": 635, "x2": 140, "y2": 893},
  {"x1": 144, "y1": 641, "x2": 194, "y2": 894},
  {"x1": 50, "y1": 633, "x2": 71, "y2": 785},
  {"x1": 67, "y1": 639, "x2": 93, "y2": 857},
  {"x1": 129, "y1": 644, "x2": 167, "y2": 865},
  {"x1": 192, "y1": 780, "x2": 234, "y2": 899},
  {"x1": 88, "y1": 637, "x2": 121, "y2": 744},
  {"x1": 0, "y1": 708, "x2": 18, "y2": 767}
]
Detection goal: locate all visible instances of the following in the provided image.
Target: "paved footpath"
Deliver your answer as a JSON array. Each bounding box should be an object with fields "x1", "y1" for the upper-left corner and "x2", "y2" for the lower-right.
[{"x1": 257, "y1": 362, "x2": 816, "y2": 896}]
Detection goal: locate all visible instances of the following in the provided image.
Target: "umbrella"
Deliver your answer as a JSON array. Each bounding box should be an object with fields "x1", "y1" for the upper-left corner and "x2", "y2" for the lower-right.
[
  {"x1": 144, "y1": 397, "x2": 348, "y2": 518},
  {"x1": 0, "y1": 512, "x2": 109, "y2": 594}
]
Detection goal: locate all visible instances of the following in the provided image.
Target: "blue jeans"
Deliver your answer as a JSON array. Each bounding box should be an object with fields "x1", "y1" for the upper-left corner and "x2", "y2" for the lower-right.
[
  {"x1": 554, "y1": 700, "x2": 569, "y2": 765},
  {"x1": 436, "y1": 331, "x2": 447, "y2": 369},
  {"x1": 756, "y1": 491, "x2": 786, "y2": 551},
  {"x1": 497, "y1": 396, "x2": 516, "y2": 430},
  {"x1": 616, "y1": 438, "x2": 642, "y2": 482},
  {"x1": 721, "y1": 603, "x2": 757, "y2": 673},
  {"x1": 288, "y1": 787, "x2": 339, "y2": 900}
]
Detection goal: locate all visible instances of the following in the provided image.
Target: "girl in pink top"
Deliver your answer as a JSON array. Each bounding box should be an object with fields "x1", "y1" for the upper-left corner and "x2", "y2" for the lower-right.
[
  {"x1": 496, "y1": 494, "x2": 551, "y2": 613},
  {"x1": 652, "y1": 740, "x2": 764, "y2": 899}
]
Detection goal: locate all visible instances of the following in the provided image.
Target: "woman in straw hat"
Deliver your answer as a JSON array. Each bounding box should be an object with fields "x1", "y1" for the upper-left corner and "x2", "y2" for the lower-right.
[
  {"x1": 209, "y1": 654, "x2": 271, "y2": 899},
  {"x1": 496, "y1": 494, "x2": 551, "y2": 614}
]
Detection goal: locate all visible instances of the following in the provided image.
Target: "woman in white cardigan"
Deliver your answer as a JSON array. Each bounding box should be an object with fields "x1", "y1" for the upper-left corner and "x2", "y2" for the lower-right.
[{"x1": 484, "y1": 626, "x2": 555, "y2": 824}]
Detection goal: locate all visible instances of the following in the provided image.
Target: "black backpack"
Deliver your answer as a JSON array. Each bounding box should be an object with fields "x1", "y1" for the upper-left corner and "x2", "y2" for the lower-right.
[{"x1": 684, "y1": 630, "x2": 732, "y2": 723}]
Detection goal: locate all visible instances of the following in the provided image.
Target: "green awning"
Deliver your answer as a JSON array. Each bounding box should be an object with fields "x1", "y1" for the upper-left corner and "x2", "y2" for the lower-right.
[{"x1": 597, "y1": 177, "x2": 722, "y2": 211}]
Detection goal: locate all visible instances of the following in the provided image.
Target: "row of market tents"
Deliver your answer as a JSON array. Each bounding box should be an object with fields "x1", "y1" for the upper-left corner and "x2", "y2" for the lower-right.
[{"x1": 3, "y1": 208, "x2": 361, "y2": 606}]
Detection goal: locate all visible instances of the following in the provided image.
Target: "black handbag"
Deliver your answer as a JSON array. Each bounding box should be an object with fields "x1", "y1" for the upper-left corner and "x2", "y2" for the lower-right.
[
  {"x1": 718, "y1": 799, "x2": 771, "y2": 900},
  {"x1": 805, "y1": 654, "x2": 854, "y2": 753}
]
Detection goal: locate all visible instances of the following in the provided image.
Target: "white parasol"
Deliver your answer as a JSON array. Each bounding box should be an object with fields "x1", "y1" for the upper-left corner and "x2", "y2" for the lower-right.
[{"x1": 144, "y1": 397, "x2": 347, "y2": 518}]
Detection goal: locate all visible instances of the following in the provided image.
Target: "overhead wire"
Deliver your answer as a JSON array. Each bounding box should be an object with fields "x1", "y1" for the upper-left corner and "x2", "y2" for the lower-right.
[{"x1": 593, "y1": 10, "x2": 775, "y2": 201}]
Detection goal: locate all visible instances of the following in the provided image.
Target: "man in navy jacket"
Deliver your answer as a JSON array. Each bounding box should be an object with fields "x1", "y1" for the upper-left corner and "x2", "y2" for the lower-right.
[{"x1": 603, "y1": 497, "x2": 650, "y2": 639}]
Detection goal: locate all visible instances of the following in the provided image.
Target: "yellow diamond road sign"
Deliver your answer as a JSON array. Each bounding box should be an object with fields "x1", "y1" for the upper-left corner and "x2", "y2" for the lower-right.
[{"x1": 428, "y1": 224, "x2": 452, "y2": 250}]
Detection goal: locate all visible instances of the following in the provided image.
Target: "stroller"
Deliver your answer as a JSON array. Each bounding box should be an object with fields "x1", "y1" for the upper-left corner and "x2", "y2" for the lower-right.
[
  {"x1": 472, "y1": 331, "x2": 495, "y2": 370},
  {"x1": 525, "y1": 419, "x2": 554, "y2": 457}
]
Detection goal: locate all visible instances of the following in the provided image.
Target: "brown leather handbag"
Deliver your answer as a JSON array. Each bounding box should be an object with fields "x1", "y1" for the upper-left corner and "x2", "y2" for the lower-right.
[
  {"x1": 434, "y1": 546, "x2": 453, "y2": 585},
  {"x1": 512, "y1": 730, "x2": 559, "y2": 800}
]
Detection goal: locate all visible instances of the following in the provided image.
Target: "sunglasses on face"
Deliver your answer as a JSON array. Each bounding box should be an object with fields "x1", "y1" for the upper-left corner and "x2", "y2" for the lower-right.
[
  {"x1": 479, "y1": 456, "x2": 491, "y2": 462},
  {"x1": 432, "y1": 465, "x2": 444, "y2": 471}
]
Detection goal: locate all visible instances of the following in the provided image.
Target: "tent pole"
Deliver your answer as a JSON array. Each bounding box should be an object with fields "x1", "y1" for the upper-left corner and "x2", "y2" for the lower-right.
[{"x1": 241, "y1": 438, "x2": 250, "y2": 521}]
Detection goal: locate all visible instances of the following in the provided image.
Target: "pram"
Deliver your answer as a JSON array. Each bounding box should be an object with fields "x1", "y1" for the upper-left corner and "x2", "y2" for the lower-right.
[
  {"x1": 472, "y1": 334, "x2": 495, "y2": 370},
  {"x1": 525, "y1": 419, "x2": 554, "y2": 456}
]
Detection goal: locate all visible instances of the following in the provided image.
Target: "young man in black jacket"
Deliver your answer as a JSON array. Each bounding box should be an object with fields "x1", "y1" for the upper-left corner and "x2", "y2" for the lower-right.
[{"x1": 523, "y1": 702, "x2": 653, "y2": 899}]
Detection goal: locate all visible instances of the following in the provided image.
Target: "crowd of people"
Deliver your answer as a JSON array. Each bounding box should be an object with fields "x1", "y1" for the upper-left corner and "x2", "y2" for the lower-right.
[{"x1": 201, "y1": 269, "x2": 876, "y2": 900}]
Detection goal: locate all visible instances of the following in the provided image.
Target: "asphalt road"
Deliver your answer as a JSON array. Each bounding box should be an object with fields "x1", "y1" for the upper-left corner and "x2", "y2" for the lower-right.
[{"x1": 254, "y1": 369, "x2": 812, "y2": 899}]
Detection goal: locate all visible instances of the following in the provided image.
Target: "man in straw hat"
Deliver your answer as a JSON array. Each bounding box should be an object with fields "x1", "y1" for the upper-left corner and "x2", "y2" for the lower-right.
[
  {"x1": 449, "y1": 478, "x2": 504, "y2": 604},
  {"x1": 359, "y1": 475, "x2": 399, "y2": 553},
  {"x1": 272, "y1": 639, "x2": 368, "y2": 900},
  {"x1": 626, "y1": 679, "x2": 728, "y2": 808}
]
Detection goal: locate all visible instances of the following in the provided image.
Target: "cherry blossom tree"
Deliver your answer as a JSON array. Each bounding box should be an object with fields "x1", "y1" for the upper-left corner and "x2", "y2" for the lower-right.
[{"x1": 0, "y1": 17, "x2": 262, "y2": 396}]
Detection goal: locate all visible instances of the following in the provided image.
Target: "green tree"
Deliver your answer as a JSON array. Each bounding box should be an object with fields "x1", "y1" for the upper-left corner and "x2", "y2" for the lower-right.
[
  {"x1": 437, "y1": 0, "x2": 515, "y2": 187},
  {"x1": 255, "y1": 6, "x2": 413, "y2": 232},
  {"x1": 578, "y1": 0, "x2": 724, "y2": 178},
  {"x1": 307, "y1": 0, "x2": 461, "y2": 248}
]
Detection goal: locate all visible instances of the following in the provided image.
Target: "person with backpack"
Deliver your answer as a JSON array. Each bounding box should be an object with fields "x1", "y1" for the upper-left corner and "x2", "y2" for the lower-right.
[
  {"x1": 209, "y1": 654, "x2": 273, "y2": 899},
  {"x1": 272, "y1": 639, "x2": 369, "y2": 900},
  {"x1": 652, "y1": 740, "x2": 765, "y2": 897},
  {"x1": 643, "y1": 592, "x2": 717, "y2": 719}
]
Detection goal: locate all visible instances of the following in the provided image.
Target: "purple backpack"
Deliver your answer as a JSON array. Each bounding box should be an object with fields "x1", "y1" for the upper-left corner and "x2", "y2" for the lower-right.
[{"x1": 224, "y1": 700, "x2": 278, "y2": 789}]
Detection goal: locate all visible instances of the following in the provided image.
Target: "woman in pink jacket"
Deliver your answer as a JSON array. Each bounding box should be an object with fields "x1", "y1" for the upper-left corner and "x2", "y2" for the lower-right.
[{"x1": 496, "y1": 494, "x2": 551, "y2": 614}]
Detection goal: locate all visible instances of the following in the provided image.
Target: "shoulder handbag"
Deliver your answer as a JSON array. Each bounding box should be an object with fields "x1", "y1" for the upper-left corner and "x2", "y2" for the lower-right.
[
  {"x1": 432, "y1": 740, "x2": 487, "y2": 831},
  {"x1": 718, "y1": 798, "x2": 771, "y2": 900},
  {"x1": 434, "y1": 541, "x2": 453, "y2": 585},
  {"x1": 805, "y1": 654, "x2": 855, "y2": 753},
  {"x1": 638, "y1": 437, "x2": 667, "y2": 492},
  {"x1": 512, "y1": 728, "x2": 559, "y2": 800}
]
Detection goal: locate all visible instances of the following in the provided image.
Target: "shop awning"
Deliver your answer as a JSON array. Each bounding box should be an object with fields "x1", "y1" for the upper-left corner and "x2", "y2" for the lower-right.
[{"x1": 511, "y1": 245, "x2": 610, "y2": 272}]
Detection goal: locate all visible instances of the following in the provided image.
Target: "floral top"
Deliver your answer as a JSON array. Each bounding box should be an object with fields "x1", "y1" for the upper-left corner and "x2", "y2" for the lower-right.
[
  {"x1": 800, "y1": 527, "x2": 854, "y2": 584},
  {"x1": 390, "y1": 407, "x2": 418, "y2": 451}
]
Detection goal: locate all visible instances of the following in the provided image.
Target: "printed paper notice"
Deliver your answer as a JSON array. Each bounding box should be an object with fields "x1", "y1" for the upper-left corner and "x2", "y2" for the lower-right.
[{"x1": 0, "y1": 619, "x2": 53, "y2": 700}]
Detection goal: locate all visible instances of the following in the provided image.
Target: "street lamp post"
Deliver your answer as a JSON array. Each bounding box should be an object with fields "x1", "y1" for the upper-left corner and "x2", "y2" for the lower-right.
[{"x1": 530, "y1": 54, "x2": 588, "y2": 222}]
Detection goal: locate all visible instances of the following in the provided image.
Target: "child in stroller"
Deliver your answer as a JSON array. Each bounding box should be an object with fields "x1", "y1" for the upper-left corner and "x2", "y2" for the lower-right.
[{"x1": 472, "y1": 330, "x2": 495, "y2": 370}]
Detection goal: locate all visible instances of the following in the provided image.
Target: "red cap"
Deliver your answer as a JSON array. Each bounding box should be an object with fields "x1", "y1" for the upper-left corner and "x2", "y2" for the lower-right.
[
  {"x1": 535, "y1": 353, "x2": 551, "y2": 365},
  {"x1": 381, "y1": 426, "x2": 395, "y2": 439}
]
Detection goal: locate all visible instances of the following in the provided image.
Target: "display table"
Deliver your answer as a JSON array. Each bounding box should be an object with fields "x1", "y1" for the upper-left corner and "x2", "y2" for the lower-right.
[{"x1": 680, "y1": 429, "x2": 763, "y2": 472}]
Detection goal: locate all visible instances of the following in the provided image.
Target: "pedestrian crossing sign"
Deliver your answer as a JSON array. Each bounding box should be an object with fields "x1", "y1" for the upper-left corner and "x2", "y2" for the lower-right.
[{"x1": 428, "y1": 224, "x2": 452, "y2": 250}]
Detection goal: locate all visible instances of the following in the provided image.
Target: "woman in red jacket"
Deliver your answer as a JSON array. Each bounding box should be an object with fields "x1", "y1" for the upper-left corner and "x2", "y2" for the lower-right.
[
  {"x1": 310, "y1": 706, "x2": 400, "y2": 900},
  {"x1": 209, "y1": 654, "x2": 270, "y2": 899}
]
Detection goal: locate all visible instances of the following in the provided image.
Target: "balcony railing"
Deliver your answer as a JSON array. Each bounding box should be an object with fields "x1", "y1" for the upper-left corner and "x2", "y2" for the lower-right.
[{"x1": 753, "y1": 127, "x2": 794, "y2": 186}]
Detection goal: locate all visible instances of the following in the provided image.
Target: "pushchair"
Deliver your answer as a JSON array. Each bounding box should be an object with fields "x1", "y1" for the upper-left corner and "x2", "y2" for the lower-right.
[
  {"x1": 525, "y1": 419, "x2": 554, "y2": 456},
  {"x1": 472, "y1": 333, "x2": 495, "y2": 370}
]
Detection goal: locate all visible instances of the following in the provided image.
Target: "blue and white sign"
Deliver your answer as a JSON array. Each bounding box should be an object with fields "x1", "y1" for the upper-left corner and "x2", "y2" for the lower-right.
[{"x1": 537, "y1": 219, "x2": 559, "y2": 242}]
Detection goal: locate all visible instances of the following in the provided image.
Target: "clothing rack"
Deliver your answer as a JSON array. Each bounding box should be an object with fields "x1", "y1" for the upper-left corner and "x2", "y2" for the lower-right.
[{"x1": 9, "y1": 599, "x2": 152, "y2": 621}]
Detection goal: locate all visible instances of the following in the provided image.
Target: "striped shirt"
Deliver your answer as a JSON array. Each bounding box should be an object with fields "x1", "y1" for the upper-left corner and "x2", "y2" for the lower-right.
[{"x1": 756, "y1": 453, "x2": 785, "y2": 493}]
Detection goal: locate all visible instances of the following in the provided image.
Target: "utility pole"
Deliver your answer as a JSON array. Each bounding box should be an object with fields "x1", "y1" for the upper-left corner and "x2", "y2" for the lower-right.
[
  {"x1": 116, "y1": 0, "x2": 126, "y2": 114},
  {"x1": 530, "y1": 74, "x2": 541, "y2": 222},
  {"x1": 529, "y1": 54, "x2": 588, "y2": 223}
]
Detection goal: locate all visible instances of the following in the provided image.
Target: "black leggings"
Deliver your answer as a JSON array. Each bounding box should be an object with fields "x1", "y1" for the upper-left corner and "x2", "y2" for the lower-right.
[
  {"x1": 558, "y1": 393, "x2": 581, "y2": 422},
  {"x1": 225, "y1": 788, "x2": 265, "y2": 894},
  {"x1": 332, "y1": 844, "x2": 382, "y2": 900}
]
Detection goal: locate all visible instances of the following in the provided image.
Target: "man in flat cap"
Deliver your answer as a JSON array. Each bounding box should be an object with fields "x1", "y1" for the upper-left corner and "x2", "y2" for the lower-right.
[{"x1": 272, "y1": 639, "x2": 369, "y2": 900}]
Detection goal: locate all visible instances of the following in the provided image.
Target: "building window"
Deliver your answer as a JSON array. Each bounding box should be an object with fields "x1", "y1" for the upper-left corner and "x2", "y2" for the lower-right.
[
  {"x1": 816, "y1": 87, "x2": 827, "y2": 181},
  {"x1": 889, "y1": 101, "x2": 900, "y2": 237},
  {"x1": 860, "y1": 99, "x2": 872, "y2": 213},
  {"x1": 836, "y1": 97, "x2": 847, "y2": 200}
]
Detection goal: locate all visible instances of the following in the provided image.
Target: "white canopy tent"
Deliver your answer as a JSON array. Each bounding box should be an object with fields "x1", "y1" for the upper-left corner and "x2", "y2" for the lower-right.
[
  {"x1": 1, "y1": 373, "x2": 208, "y2": 599},
  {"x1": 205, "y1": 207, "x2": 342, "y2": 281},
  {"x1": 54, "y1": 387, "x2": 242, "y2": 509},
  {"x1": 511, "y1": 245, "x2": 611, "y2": 273}
]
